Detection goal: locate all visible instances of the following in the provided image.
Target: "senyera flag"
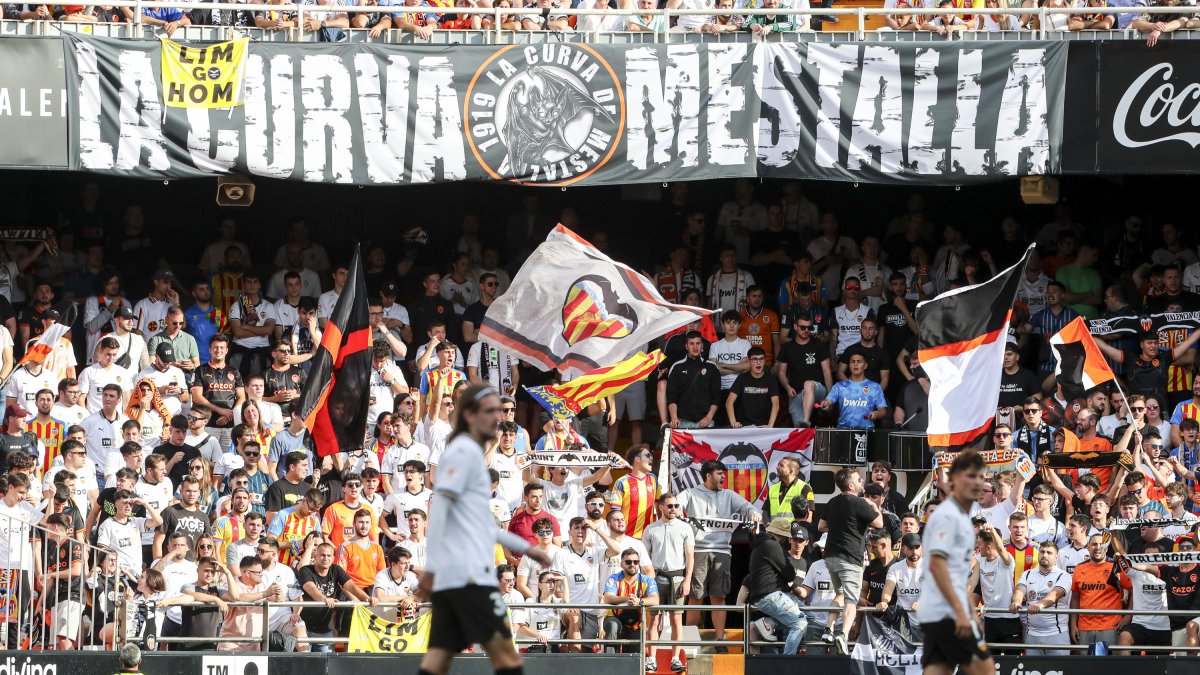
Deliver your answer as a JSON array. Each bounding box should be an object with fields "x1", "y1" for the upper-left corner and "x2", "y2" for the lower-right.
[
  {"x1": 17, "y1": 323, "x2": 69, "y2": 367},
  {"x1": 481, "y1": 225, "x2": 714, "y2": 377},
  {"x1": 294, "y1": 244, "x2": 372, "y2": 457},
  {"x1": 1051, "y1": 316, "x2": 1116, "y2": 401},
  {"x1": 915, "y1": 244, "x2": 1033, "y2": 451},
  {"x1": 525, "y1": 350, "x2": 664, "y2": 419}
]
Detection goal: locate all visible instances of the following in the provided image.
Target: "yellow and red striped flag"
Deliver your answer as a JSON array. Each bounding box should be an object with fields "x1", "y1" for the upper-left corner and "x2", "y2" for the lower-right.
[
  {"x1": 18, "y1": 323, "x2": 69, "y2": 368},
  {"x1": 525, "y1": 350, "x2": 664, "y2": 419}
]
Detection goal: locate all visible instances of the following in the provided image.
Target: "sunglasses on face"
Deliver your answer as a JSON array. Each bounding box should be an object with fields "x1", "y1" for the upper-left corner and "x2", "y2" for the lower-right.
[
  {"x1": 1023, "y1": 409, "x2": 1041, "y2": 415},
  {"x1": 198, "y1": 543, "x2": 215, "y2": 549},
  {"x1": 586, "y1": 501, "x2": 605, "y2": 508},
  {"x1": 994, "y1": 432, "x2": 1011, "y2": 438},
  {"x1": 795, "y1": 325, "x2": 812, "y2": 331},
  {"x1": 536, "y1": 529, "x2": 553, "y2": 536},
  {"x1": 623, "y1": 559, "x2": 640, "y2": 565},
  {"x1": 1132, "y1": 406, "x2": 1146, "y2": 412},
  {"x1": 665, "y1": 504, "x2": 681, "y2": 509},
  {"x1": 345, "y1": 482, "x2": 362, "y2": 488}
]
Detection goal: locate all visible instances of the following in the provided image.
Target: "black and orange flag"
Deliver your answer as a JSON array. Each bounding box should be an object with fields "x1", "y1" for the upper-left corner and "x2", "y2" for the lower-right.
[{"x1": 295, "y1": 244, "x2": 372, "y2": 457}]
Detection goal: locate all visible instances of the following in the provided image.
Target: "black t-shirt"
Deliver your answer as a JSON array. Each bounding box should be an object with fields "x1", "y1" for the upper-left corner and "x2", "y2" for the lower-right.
[
  {"x1": 0, "y1": 432, "x2": 39, "y2": 466},
  {"x1": 781, "y1": 304, "x2": 830, "y2": 338},
  {"x1": 462, "y1": 301, "x2": 488, "y2": 332},
  {"x1": 194, "y1": 363, "x2": 243, "y2": 428},
  {"x1": 746, "y1": 535, "x2": 795, "y2": 603},
  {"x1": 45, "y1": 538, "x2": 83, "y2": 604},
  {"x1": 152, "y1": 441, "x2": 201, "y2": 489},
  {"x1": 410, "y1": 295, "x2": 460, "y2": 345},
  {"x1": 160, "y1": 504, "x2": 211, "y2": 560},
  {"x1": 181, "y1": 583, "x2": 224, "y2": 640},
  {"x1": 1163, "y1": 565, "x2": 1200, "y2": 630},
  {"x1": 777, "y1": 340, "x2": 828, "y2": 391},
  {"x1": 822, "y1": 493, "x2": 879, "y2": 563},
  {"x1": 839, "y1": 343, "x2": 890, "y2": 385},
  {"x1": 298, "y1": 564, "x2": 351, "y2": 630},
  {"x1": 1123, "y1": 347, "x2": 1172, "y2": 399},
  {"x1": 863, "y1": 557, "x2": 893, "y2": 604},
  {"x1": 264, "y1": 365, "x2": 306, "y2": 417},
  {"x1": 729, "y1": 372, "x2": 780, "y2": 426},
  {"x1": 1128, "y1": 536, "x2": 1176, "y2": 556},
  {"x1": 875, "y1": 301, "x2": 915, "y2": 360},
  {"x1": 265, "y1": 478, "x2": 309, "y2": 513},
  {"x1": 1146, "y1": 291, "x2": 1200, "y2": 313},
  {"x1": 998, "y1": 368, "x2": 1041, "y2": 408},
  {"x1": 16, "y1": 304, "x2": 53, "y2": 340}
]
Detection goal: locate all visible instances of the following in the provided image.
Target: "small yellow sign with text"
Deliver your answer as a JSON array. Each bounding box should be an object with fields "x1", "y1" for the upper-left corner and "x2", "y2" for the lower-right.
[
  {"x1": 347, "y1": 605, "x2": 432, "y2": 653},
  {"x1": 160, "y1": 38, "x2": 248, "y2": 108}
]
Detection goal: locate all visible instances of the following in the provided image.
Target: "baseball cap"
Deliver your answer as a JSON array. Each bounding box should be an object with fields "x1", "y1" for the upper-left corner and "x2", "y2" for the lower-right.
[
  {"x1": 381, "y1": 281, "x2": 398, "y2": 297},
  {"x1": 114, "y1": 306, "x2": 135, "y2": 320},
  {"x1": 901, "y1": 533, "x2": 922, "y2": 548},
  {"x1": 3, "y1": 403, "x2": 28, "y2": 419},
  {"x1": 152, "y1": 271, "x2": 176, "y2": 282},
  {"x1": 790, "y1": 522, "x2": 810, "y2": 541},
  {"x1": 155, "y1": 343, "x2": 175, "y2": 361},
  {"x1": 41, "y1": 308, "x2": 61, "y2": 321},
  {"x1": 971, "y1": 515, "x2": 988, "y2": 526},
  {"x1": 1004, "y1": 340, "x2": 1019, "y2": 353}
]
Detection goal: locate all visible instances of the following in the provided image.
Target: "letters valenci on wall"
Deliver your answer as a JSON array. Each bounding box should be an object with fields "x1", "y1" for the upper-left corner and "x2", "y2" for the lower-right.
[{"x1": 61, "y1": 35, "x2": 1066, "y2": 186}]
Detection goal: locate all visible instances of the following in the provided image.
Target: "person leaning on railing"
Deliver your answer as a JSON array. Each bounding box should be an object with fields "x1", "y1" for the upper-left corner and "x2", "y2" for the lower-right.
[{"x1": 1131, "y1": 0, "x2": 1200, "y2": 46}]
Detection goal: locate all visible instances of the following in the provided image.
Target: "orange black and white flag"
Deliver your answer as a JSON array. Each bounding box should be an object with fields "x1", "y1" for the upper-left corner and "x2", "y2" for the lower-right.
[
  {"x1": 916, "y1": 244, "x2": 1033, "y2": 451},
  {"x1": 481, "y1": 225, "x2": 715, "y2": 376},
  {"x1": 1050, "y1": 316, "x2": 1116, "y2": 401},
  {"x1": 294, "y1": 244, "x2": 372, "y2": 457}
]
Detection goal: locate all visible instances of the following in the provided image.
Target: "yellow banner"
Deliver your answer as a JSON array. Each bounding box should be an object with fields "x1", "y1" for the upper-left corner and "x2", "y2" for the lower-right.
[
  {"x1": 160, "y1": 37, "x2": 248, "y2": 108},
  {"x1": 347, "y1": 604, "x2": 431, "y2": 653}
]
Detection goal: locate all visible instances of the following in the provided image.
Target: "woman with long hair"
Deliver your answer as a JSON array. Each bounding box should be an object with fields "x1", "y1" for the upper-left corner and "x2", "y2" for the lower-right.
[
  {"x1": 177, "y1": 458, "x2": 219, "y2": 515},
  {"x1": 240, "y1": 400, "x2": 276, "y2": 450},
  {"x1": 126, "y1": 377, "x2": 172, "y2": 444}
]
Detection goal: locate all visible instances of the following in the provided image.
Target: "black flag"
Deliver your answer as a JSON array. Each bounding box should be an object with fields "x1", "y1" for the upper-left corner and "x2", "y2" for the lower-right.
[{"x1": 295, "y1": 244, "x2": 371, "y2": 456}]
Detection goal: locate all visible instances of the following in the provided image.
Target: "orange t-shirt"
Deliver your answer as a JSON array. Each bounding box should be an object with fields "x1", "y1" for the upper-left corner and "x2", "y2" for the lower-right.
[
  {"x1": 337, "y1": 539, "x2": 386, "y2": 588},
  {"x1": 738, "y1": 308, "x2": 781, "y2": 364},
  {"x1": 1071, "y1": 560, "x2": 1124, "y2": 631}
]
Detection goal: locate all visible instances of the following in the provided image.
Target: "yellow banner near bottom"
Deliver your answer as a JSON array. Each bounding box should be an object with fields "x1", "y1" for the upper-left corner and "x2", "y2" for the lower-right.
[{"x1": 347, "y1": 604, "x2": 431, "y2": 653}]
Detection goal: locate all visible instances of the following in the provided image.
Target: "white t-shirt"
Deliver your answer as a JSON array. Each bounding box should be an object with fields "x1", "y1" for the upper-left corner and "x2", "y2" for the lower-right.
[
  {"x1": 382, "y1": 489, "x2": 433, "y2": 537},
  {"x1": 6, "y1": 367, "x2": 57, "y2": 412},
  {"x1": 600, "y1": 536, "x2": 649, "y2": 583},
  {"x1": 706, "y1": 270, "x2": 755, "y2": 313},
  {"x1": 133, "y1": 297, "x2": 171, "y2": 336},
  {"x1": 801, "y1": 559, "x2": 837, "y2": 618},
  {"x1": 261, "y1": 561, "x2": 302, "y2": 623},
  {"x1": 228, "y1": 298, "x2": 278, "y2": 349},
  {"x1": 373, "y1": 567, "x2": 418, "y2": 599},
  {"x1": 413, "y1": 344, "x2": 465, "y2": 371},
  {"x1": 267, "y1": 269, "x2": 322, "y2": 300},
  {"x1": 102, "y1": 331, "x2": 148, "y2": 372},
  {"x1": 970, "y1": 498, "x2": 1017, "y2": 541},
  {"x1": 1126, "y1": 567, "x2": 1169, "y2": 631},
  {"x1": 1027, "y1": 515, "x2": 1067, "y2": 549},
  {"x1": 917, "y1": 499, "x2": 975, "y2": 624},
  {"x1": 381, "y1": 442, "x2": 432, "y2": 478},
  {"x1": 97, "y1": 516, "x2": 154, "y2": 577},
  {"x1": 382, "y1": 303, "x2": 411, "y2": 328},
  {"x1": 78, "y1": 363, "x2": 134, "y2": 412},
  {"x1": 490, "y1": 450, "x2": 526, "y2": 511},
  {"x1": 1058, "y1": 544, "x2": 1090, "y2": 575},
  {"x1": 709, "y1": 338, "x2": 751, "y2": 390},
  {"x1": 135, "y1": 478, "x2": 174, "y2": 545},
  {"x1": 514, "y1": 599, "x2": 563, "y2": 640},
  {"x1": 886, "y1": 560, "x2": 922, "y2": 611},
  {"x1": 975, "y1": 554, "x2": 1017, "y2": 619},
  {"x1": 339, "y1": 449, "x2": 380, "y2": 476},
  {"x1": 575, "y1": 12, "x2": 625, "y2": 31},
  {"x1": 317, "y1": 290, "x2": 341, "y2": 321},
  {"x1": 233, "y1": 400, "x2": 283, "y2": 431},
  {"x1": 833, "y1": 304, "x2": 871, "y2": 357},
  {"x1": 517, "y1": 544, "x2": 562, "y2": 594},
  {"x1": 1163, "y1": 512, "x2": 1200, "y2": 539},
  {"x1": 424, "y1": 434, "x2": 506, "y2": 592},
  {"x1": 136, "y1": 364, "x2": 189, "y2": 416},
  {"x1": 1016, "y1": 567, "x2": 1070, "y2": 636},
  {"x1": 844, "y1": 263, "x2": 893, "y2": 312},
  {"x1": 80, "y1": 410, "x2": 130, "y2": 471},
  {"x1": 159, "y1": 559, "x2": 199, "y2": 623},
  {"x1": 467, "y1": 342, "x2": 518, "y2": 392},
  {"x1": 0, "y1": 500, "x2": 38, "y2": 570},
  {"x1": 553, "y1": 544, "x2": 604, "y2": 610},
  {"x1": 440, "y1": 277, "x2": 478, "y2": 316},
  {"x1": 51, "y1": 403, "x2": 88, "y2": 426},
  {"x1": 368, "y1": 363, "x2": 408, "y2": 427},
  {"x1": 421, "y1": 419, "x2": 452, "y2": 466},
  {"x1": 540, "y1": 475, "x2": 586, "y2": 525},
  {"x1": 44, "y1": 462, "x2": 98, "y2": 515}
]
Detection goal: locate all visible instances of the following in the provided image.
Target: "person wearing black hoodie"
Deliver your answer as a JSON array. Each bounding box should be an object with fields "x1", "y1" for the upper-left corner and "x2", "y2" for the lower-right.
[{"x1": 745, "y1": 518, "x2": 808, "y2": 655}]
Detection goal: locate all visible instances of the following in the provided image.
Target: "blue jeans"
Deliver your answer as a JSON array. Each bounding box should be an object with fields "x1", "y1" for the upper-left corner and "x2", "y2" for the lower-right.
[
  {"x1": 788, "y1": 383, "x2": 827, "y2": 425},
  {"x1": 755, "y1": 591, "x2": 807, "y2": 655},
  {"x1": 308, "y1": 629, "x2": 334, "y2": 653}
]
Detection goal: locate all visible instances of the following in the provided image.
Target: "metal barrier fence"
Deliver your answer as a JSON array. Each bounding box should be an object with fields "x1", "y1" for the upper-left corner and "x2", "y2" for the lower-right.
[
  {"x1": 0, "y1": 508, "x2": 124, "y2": 651},
  {"x1": 3, "y1": 1, "x2": 1200, "y2": 43}
]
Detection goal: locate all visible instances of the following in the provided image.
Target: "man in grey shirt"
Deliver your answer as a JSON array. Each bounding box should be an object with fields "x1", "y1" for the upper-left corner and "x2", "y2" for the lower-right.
[
  {"x1": 643, "y1": 492, "x2": 695, "y2": 673},
  {"x1": 678, "y1": 460, "x2": 762, "y2": 646}
]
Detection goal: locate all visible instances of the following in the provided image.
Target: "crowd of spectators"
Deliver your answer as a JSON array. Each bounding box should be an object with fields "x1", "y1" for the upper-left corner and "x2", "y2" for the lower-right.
[
  {"x1": 4, "y1": 0, "x2": 1191, "y2": 39},
  {"x1": 0, "y1": 180, "x2": 1194, "y2": 661}
]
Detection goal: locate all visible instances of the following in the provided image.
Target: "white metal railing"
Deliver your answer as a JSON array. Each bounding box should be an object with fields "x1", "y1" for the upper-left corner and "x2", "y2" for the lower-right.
[{"x1": 3, "y1": 1, "x2": 1196, "y2": 43}]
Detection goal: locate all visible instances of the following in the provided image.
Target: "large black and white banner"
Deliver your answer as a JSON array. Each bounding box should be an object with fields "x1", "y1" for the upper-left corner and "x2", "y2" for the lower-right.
[
  {"x1": 57, "y1": 35, "x2": 1066, "y2": 186},
  {"x1": 850, "y1": 614, "x2": 924, "y2": 675}
]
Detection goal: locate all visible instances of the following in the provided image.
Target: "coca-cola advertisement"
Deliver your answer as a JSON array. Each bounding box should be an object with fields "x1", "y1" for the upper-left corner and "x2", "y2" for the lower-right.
[{"x1": 1068, "y1": 42, "x2": 1200, "y2": 172}]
